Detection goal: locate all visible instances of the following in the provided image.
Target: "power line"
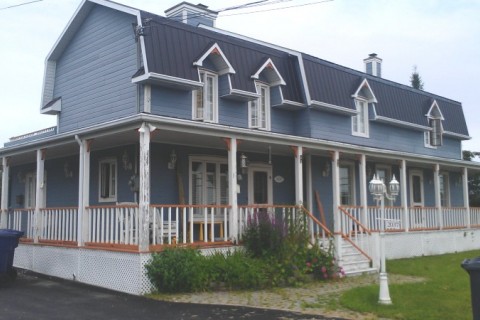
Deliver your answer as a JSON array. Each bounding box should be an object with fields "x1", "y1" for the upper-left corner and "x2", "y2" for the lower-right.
[
  {"x1": 0, "y1": 0, "x2": 42, "y2": 11},
  {"x1": 220, "y1": 0, "x2": 334, "y2": 17}
]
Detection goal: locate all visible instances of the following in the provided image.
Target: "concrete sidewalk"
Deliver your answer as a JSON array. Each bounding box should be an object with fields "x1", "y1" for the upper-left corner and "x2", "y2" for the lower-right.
[{"x1": 0, "y1": 271, "x2": 347, "y2": 320}]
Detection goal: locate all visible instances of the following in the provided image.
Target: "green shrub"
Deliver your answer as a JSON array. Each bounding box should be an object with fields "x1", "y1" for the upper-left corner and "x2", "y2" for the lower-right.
[{"x1": 146, "y1": 247, "x2": 209, "y2": 293}]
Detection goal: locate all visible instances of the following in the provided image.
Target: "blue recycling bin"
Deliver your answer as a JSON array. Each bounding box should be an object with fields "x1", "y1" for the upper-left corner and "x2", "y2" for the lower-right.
[
  {"x1": 462, "y1": 257, "x2": 480, "y2": 320},
  {"x1": 0, "y1": 229, "x2": 24, "y2": 285}
]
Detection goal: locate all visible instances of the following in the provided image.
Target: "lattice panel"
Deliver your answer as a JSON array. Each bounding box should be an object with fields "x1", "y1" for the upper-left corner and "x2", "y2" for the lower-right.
[
  {"x1": 140, "y1": 253, "x2": 155, "y2": 294},
  {"x1": 78, "y1": 249, "x2": 143, "y2": 295},
  {"x1": 199, "y1": 246, "x2": 240, "y2": 256},
  {"x1": 33, "y1": 246, "x2": 78, "y2": 280},
  {"x1": 13, "y1": 244, "x2": 34, "y2": 270}
]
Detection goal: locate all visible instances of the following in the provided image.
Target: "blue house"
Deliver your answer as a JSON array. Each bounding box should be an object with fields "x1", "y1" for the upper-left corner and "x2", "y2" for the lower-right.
[{"x1": 1, "y1": 0, "x2": 480, "y2": 294}]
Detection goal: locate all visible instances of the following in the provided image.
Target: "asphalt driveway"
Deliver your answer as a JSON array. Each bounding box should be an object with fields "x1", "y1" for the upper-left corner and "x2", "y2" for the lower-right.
[{"x1": 0, "y1": 271, "x2": 347, "y2": 320}]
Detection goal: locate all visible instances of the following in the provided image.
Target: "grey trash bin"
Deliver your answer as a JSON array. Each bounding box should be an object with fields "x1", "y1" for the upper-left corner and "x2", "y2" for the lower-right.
[
  {"x1": 0, "y1": 229, "x2": 24, "y2": 286},
  {"x1": 461, "y1": 257, "x2": 480, "y2": 320}
]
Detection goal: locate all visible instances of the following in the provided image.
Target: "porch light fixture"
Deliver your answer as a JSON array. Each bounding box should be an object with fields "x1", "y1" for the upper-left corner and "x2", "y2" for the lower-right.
[
  {"x1": 122, "y1": 150, "x2": 132, "y2": 171},
  {"x1": 168, "y1": 149, "x2": 177, "y2": 170},
  {"x1": 64, "y1": 162, "x2": 73, "y2": 178},
  {"x1": 322, "y1": 161, "x2": 331, "y2": 177},
  {"x1": 240, "y1": 153, "x2": 248, "y2": 169},
  {"x1": 368, "y1": 174, "x2": 399, "y2": 305}
]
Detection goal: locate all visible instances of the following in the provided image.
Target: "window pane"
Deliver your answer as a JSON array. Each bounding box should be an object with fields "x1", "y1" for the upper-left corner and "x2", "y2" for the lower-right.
[
  {"x1": 192, "y1": 162, "x2": 203, "y2": 205},
  {"x1": 206, "y1": 163, "x2": 216, "y2": 204},
  {"x1": 340, "y1": 167, "x2": 352, "y2": 205},
  {"x1": 220, "y1": 164, "x2": 228, "y2": 205},
  {"x1": 250, "y1": 100, "x2": 258, "y2": 127},
  {"x1": 205, "y1": 76, "x2": 214, "y2": 121},
  {"x1": 412, "y1": 175, "x2": 422, "y2": 203},
  {"x1": 253, "y1": 171, "x2": 268, "y2": 204},
  {"x1": 260, "y1": 87, "x2": 267, "y2": 129}
]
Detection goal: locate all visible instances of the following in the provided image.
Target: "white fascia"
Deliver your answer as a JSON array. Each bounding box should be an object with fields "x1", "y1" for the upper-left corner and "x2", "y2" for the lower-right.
[
  {"x1": 425, "y1": 100, "x2": 445, "y2": 120},
  {"x1": 443, "y1": 131, "x2": 471, "y2": 140},
  {"x1": 132, "y1": 72, "x2": 203, "y2": 89},
  {"x1": 374, "y1": 115, "x2": 430, "y2": 131},
  {"x1": 310, "y1": 100, "x2": 357, "y2": 115},
  {"x1": 251, "y1": 58, "x2": 286, "y2": 86},
  {"x1": 197, "y1": 24, "x2": 311, "y2": 103},
  {"x1": 193, "y1": 43, "x2": 236, "y2": 75},
  {"x1": 351, "y1": 78, "x2": 378, "y2": 103}
]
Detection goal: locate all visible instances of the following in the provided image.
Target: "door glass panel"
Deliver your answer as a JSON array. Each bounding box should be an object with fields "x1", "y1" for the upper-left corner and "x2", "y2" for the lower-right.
[
  {"x1": 340, "y1": 167, "x2": 352, "y2": 205},
  {"x1": 206, "y1": 163, "x2": 216, "y2": 205},
  {"x1": 220, "y1": 164, "x2": 228, "y2": 205},
  {"x1": 192, "y1": 161, "x2": 203, "y2": 205},
  {"x1": 412, "y1": 175, "x2": 422, "y2": 204},
  {"x1": 253, "y1": 171, "x2": 268, "y2": 204}
]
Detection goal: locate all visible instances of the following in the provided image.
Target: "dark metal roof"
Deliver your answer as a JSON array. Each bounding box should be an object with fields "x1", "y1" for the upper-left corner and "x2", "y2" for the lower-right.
[
  {"x1": 140, "y1": 11, "x2": 304, "y2": 103},
  {"x1": 303, "y1": 53, "x2": 469, "y2": 136},
  {"x1": 139, "y1": 11, "x2": 469, "y2": 137}
]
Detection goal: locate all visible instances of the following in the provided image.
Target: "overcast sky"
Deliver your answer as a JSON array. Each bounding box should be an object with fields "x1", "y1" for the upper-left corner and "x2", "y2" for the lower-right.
[{"x1": 1, "y1": 0, "x2": 479, "y2": 152}]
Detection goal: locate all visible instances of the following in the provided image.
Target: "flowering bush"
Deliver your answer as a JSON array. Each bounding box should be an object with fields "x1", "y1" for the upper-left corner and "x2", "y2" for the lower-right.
[{"x1": 305, "y1": 240, "x2": 345, "y2": 280}]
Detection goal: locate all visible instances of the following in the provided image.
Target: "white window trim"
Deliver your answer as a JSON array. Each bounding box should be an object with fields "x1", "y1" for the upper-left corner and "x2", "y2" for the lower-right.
[
  {"x1": 409, "y1": 169, "x2": 424, "y2": 207},
  {"x1": 192, "y1": 70, "x2": 218, "y2": 123},
  {"x1": 24, "y1": 171, "x2": 47, "y2": 209},
  {"x1": 188, "y1": 155, "x2": 228, "y2": 206},
  {"x1": 352, "y1": 99, "x2": 369, "y2": 138},
  {"x1": 424, "y1": 131, "x2": 437, "y2": 149},
  {"x1": 98, "y1": 158, "x2": 117, "y2": 203},
  {"x1": 249, "y1": 82, "x2": 271, "y2": 131},
  {"x1": 339, "y1": 162, "x2": 356, "y2": 206}
]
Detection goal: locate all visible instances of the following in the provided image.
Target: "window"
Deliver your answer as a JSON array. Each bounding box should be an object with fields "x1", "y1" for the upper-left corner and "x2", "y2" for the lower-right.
[
  {"x1": 425, "y1": 101, "x2": 443, "y2": 147},
  {"x1": 193, "y1": 70, "x2": 218, "y2": 123},
  {"x1": 249, "y1": 83, "x2": 270, "y2": 130},
  {"x1": 190, "y1": 157, "x2": 228, "y2": 210},
  {"x1": 352, "y1": 99, "x2": 369, "y2": 137},
  {"x1": 439, "y1": 173, "x2": 450, "y2": 207},
  {"x1": 99, "y1": 159, "x2": 117, "y2": 202},
  {"x1": 339, "y1": 164, "x2": 355, "y2": 205}
]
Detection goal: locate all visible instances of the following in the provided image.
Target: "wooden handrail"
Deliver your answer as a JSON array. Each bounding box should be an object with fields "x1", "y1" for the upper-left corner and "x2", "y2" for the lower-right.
[
  {"x1": 338, "y1": 206, "x2": 372, "y2": 235},
  {"x1": 341, "y1": 234, "x2": 372, "y2": 261},
  {"x1": 300, "y1": 205, "x2": 333, "y2": 237}
]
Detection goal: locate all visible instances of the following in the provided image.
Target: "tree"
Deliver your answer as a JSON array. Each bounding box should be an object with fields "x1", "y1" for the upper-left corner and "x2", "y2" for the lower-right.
[
  {"x1": 463, "y1": 150, "x2": 480, "y2": 206},
  {"x1": 410, "y1": 65, "x2": 424, "y2": 90}
]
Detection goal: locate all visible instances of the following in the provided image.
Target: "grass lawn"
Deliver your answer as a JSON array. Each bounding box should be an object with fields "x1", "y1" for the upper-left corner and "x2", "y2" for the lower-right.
[{"x1": 339, "y1": 250, "x2": 480, "y2": 320}]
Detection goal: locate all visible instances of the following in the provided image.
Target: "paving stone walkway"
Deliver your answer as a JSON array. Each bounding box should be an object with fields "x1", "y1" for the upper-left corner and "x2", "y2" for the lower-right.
[{"x1": 151, "y1": 274, "x2": 423, "y2": 320}]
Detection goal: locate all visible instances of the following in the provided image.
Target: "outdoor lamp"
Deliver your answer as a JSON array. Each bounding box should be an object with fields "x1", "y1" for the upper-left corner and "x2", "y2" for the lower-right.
[
  {"x1": 240, "y1": 153, "x2": 248, "y2": 169},
  {"x1": 389, "y1": 175, "x2": 400, "y2": 197},
  {"x1": 168, "y1": 149, "x2": 177, "y2": 170}
]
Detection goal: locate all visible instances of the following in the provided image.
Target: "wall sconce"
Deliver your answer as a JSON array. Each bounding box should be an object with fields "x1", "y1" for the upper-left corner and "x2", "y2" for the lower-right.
[
  {"x1": 168, "y1": 149, "x2": 177, "y2": 170},
  {"x1": 322, "y1": 161, "x2": 331, "y2": 177},
  {"x1": 240, "y1": 153, "x2": 248, "y2": 174},
  {"x1": 122, "y1": 150, "x2": 132, "y2": 171},
  {"x1": 64, "y1": 162, "x2": 73, "y2": 178}
]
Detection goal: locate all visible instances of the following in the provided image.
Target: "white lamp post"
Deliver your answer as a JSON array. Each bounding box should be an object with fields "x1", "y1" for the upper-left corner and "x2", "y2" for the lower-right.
[{"x1": 369, "y1": 173, "x2": 400, "y2": 305}]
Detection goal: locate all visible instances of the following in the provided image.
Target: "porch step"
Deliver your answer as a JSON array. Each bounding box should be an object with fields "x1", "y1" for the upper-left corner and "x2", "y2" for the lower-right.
[{"x1": 339, "y1": 242, "x2": 376, "y2": 276}]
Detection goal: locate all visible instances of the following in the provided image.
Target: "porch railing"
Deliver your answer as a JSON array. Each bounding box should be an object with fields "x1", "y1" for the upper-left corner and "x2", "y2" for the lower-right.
[
  {"x1": 238, "y1": 205, "x2": 333, "y2": 249},
  {"x1": 150, "y1": 205, "x2": 230, "y2": 245},
  {"x1": 409, "y1": 207, "x2": 438, "y2": 230},
  {"x1": 39, "y1": 207, "x2": 78, "y2": 243},
  {"x1": 86, "y1": 205, "x2": 139, "y2": 246},
  {"x1": 443, "y1": 207, "x2": 467, "y2": 229},
  {"x1": 7, "y1": 209, "x2": 35, "y2": 239},
  {"x1": 471, "y1": 207, "x2": 480, "y2": 227}
]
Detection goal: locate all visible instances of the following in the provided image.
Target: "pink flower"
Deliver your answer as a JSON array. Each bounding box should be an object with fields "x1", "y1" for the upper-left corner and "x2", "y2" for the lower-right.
[
  {"x1": 306, "y1": 262, "x2": 311, "y2": 267},
  {"x1": 321, "y1": 266, "x2": 327, "y2": 273}
]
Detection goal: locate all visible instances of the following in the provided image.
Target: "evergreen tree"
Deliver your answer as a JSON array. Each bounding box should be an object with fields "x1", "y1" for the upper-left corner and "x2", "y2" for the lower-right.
[{"x1": 410, "y1": 65, "x2": 424, "y2": 90}]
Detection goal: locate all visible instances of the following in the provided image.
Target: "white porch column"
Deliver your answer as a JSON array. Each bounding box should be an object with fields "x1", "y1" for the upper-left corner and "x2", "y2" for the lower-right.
[
  {"x1": 463, "y1": 167, "x2": 470, "y2": 228},
  {"x1": 331, "y1": 150, "x2": 341, "y2": 260},
  {"x1": 305, "y1": 153, "x2": 313, "y2": 212},
  {"x1": 294, "y1": 146, "x2": 303, "y2": 206},
  {"x1": 359, "y1": 154, "x2": 368, "y2": 227},
  {"x1": 34, "y1": 149, "x2": 46, "y2": 243},
  {"x1": 76, "y1": 137, "x2": 91, "y2": 246},
  {"x1": 400, "y1": 159, "x2": 409, "y2": 232},
  {"x1": 1, "y1": 157, "x2": 9, "y2": 228},
  {"x1": 138, "y1": 123, "x2": 154, "y2": 251},
  {"x1": 226, "y1": 138, "x2": 238, "y2": 242},
  {"x1": 434, "y1": 164, "x2": 443, "y2": 229}
]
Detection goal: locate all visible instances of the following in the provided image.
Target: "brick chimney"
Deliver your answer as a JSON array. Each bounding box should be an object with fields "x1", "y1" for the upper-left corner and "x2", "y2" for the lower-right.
[
  {"x1": 364, "y1": 53, "x2": 382, "y2": 77},
  {"x1": 165, "y1": 2, "x2": 218, "y2": 27}
]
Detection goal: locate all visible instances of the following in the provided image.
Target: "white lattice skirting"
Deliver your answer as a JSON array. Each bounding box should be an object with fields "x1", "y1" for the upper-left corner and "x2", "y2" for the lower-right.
[{"x1": 13, "y1": 245, "x2": 239, "y2": 295}]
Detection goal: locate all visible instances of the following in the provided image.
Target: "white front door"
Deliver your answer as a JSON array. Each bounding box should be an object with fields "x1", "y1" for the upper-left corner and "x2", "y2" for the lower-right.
[{"x1": 248, "y1": 164, "x2": 273, "y2": 205}]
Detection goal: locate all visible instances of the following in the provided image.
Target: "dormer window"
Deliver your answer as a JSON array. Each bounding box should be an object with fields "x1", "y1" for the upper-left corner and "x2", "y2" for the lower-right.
[
  {"x1": 193, "y1": 70, "x2": 218, "y2": 123},
  {"x1": 425, "y1": 100, "x2": 444, "y2": 147},
  {"x1": 352, "y1": 99, "x2": 369, "y2": 136},
  {"x1": 351, "y1": 79, "x2": 377, "y2": 138},
  {"x1": 249, "y1": 83, "x2": 270, "y2": 130}
]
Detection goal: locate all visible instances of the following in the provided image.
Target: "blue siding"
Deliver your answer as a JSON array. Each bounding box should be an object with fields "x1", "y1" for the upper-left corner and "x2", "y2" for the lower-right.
[
  {"x1": 54, "y1": 6, "x2": 138, "y2": 133},
  {"x1": 271, "y1": 108, "x2": 295, "y2": 135},
  {"x1": 308, "y1": 108, "x2": 462, "y2": 159},
  {"x1": 45, "y1": 156, "x2": 78, "y2": 207},
  {"x1": 219, "y1": 98, "x2": 248, "y2": 128},
  {"x1": 310, "y1": 156, "x2": 334, "y2": 230},
  {"x1": 151, "y1": 86, "x2": 192, "y2": 119}
]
